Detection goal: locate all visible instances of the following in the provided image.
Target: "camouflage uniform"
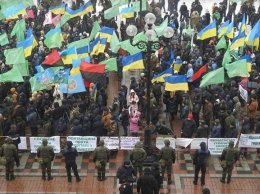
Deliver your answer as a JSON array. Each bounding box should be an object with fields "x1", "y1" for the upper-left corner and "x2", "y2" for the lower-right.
[
  {"x1": 129, "y1": 142, "x2": 147, "y2": 176},
  {"x1": 158, "y1": 139, "x2": 176, "y2": 184},
  {"x1": 37, "y1": 139, "x2": 55, "y2": 181},
  {"x1": 93, "y1": 140, "x2": 110, "y2": 181},
  {"x1": 220, "y1": 141, "x2": 239, "y2": 184},
  {"x1": 1, "y1": 137, "x2": 19, "y2": 181}
]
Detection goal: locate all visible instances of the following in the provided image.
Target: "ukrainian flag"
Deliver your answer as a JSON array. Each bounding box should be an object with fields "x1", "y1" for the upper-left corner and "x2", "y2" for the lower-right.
[
  {"x1": 245, "y1": 20, "x2": 260, "y2": 48},
  {"x1": 3, "y1": 3, "x2": 27, "y2": 19},
  {"x1": 197, "y1": 20, "x2": 217, "y2": 40},
  {"x1": 240, "y1": 13, "x2": 246, "y2": 32},
  {"x1": 16, "y1": 36, "x2": 38, "y2": 57},
  {"x1": 45, "y1": 27, "x2": 64, "y2": 41},
  {"x1": 76, "y1": 46, "x2": 89, "y2": 59},
  {"x1": 239, "y1": 55, "x2": 252, "y2": 72},
  {"x1": 120, "y1": 7, "x2": 134, "y2": 18},
  {"x1": 59, "y1": 47, "x2": 77, "y2": 65},
  {"x1": 230, "y1": 31, "x2": 246, "y2": 51},
  {"x1": 122, "y1": 52, "x2": 145, "y2": 72},
  {"x1": 218, "y1": 20, "x2": 229, "y2": 38},
  {"x1": 90, "y1": 35, "x2": 100, "y2": 56},
  {"x1": 65, "y1": 1, "x2": 93, "y2": 19},
  {"x1": 173, "y1": 59, "x2": 182, "y2": 72},
  {"x1": 49, "y1": 3, "x2": 66, "y2": 15},
  {"x1": 152, "y1": 68, "x2": 173, "y2": 83},
  {"x1": 164, "y1": 75, "x2": 189, "y2": 91},
  {"x1": 98, "y1": 27, "x2": 114, "y2": 43},
  {"x1": 226, "y1": 22, "x2": 234, "y2": 39}
]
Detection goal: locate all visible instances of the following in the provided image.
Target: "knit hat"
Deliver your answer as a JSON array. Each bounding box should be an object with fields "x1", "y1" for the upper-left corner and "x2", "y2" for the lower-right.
[
  {"x1": 124, "y1": 160, "x2": 131, "y2": 165},
  {"x1": 188, "y1": 113, "x2": 193, "y2": 119}
]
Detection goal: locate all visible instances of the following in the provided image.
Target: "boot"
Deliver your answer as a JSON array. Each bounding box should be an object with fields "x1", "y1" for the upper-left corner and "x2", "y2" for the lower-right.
[
  {"x1": 9, "y1": 175, "x2": 15, "y2": 181},
  {"x1": 227, "y1": 176, "x2": 231, "y2": 184},
  {"x1": 167, "y1": 175, "x2": 172, "y2": 185},
  {"x1": 5, "y1": 174, "x2": 9, "y2": 181},
  {"x1": 220, "y1": 178, "x2": 225, "y2": 183},
  {"x1": 76, "y1": 177, "x2": 81, "y2": 182},
  {"x1": 68, "y1": 177, "x2": 72, "y2": 183},
  {"x1": 47, "y1": 174, "x2": 53, "y2": 181},
  {"x1": 97, "y1": 172, "x2": 102, "y2": 181},
  {"x1": 101, "y1": 172, "x2": 107, "y2": 181},
  {"x1": 193, "y1": 180, "x2": 197, "y2": 185},
  {"x1": 42, "y1": 173, "x2": 46, "y2": 180}
]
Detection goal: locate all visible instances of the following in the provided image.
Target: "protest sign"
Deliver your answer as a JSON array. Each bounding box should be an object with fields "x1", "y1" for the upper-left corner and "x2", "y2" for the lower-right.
[
  {"x1": 18, "y1": 136, "x2": 27, "y2": 150},
  {"x1": 156, "y1": 137, "x2": 175, "y2": 149},
  {"x1": 67, "y1": 136, "x2": 97, "y2": 152},
  {"x1": 208, "y1": 138, "x2": 237, "y2": 155},
  {"x1": 29, "y1": 136, "x2": 60, "y2": 153},
  {"x1": 100, "y1": 136, "x2": 119, "y2": 150},
  {"x1": 239, "y1": 134, "x2": 260, "y2": 148},
  {"x1": 239, "y1": 85, "x2": 248, "y2": 102},
  {"x1": 175, "y1": 138, "x2": 192, "y2": 148},
  {"x1": 120, "y1": 137, "x2": 140, "y2": 150},
  {"x1": 190, "y1": 138, "x2": 207, "y2": 149}
]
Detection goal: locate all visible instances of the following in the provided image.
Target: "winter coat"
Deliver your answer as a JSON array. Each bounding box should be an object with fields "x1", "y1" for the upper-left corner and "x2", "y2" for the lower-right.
[
  {"x1": 247, "y1": 100, "x2": 258, "y2": 119},
  {"x1": 225, "y1": 114, "x2": 235, "y2": 130},
  {"x1": 27, "y1": 109, "x2": 38, "y2": 128},
  {"x1": 128, "y1": 89, "x2": 139, "y2": 110},
  {"x1": 241, "y1": 117, "x2": 250, "y2": 134},
  {"x1": 129, "y1": 111, "x2": 141, "y2": 133},
  {"x1": 225, "y1": 126, "x2": 237, "y2": 138},
  {"x1": 120, "y1": 110, "x2": 129, "y2": 127},
  {"x1": 82, "y1": 117, "x2": 91, "y2": 136},
  {"x1": 92, "y1": 115, "x2": 104, "y2": 136},
  {"x1": 203, "y1": 101, "x2": 213, "y2": 121},
  {"x1": 71, "y1": 120, "x2": 83, "y2": 136},
  {"x1": 195, "y1": 125, "x2": 209, "y2": 138},
  {"x1": 116, "y1": 164, "x2": 137, "y2": 184},
  {"x1": 101, "y1": 111, "x2": 112, "y2": 130},
  {"x1": 137, "y1": 174, "x2": 158, "y2": 194},
  {"x1": 232, "y1": 96, "x2": 241, "y2": 119},
  {"x1": 181, "y1": 118, "x2": 196, "y2": 138},
  {"x1": 211, "y1": 124, "x2": 221, "y2": 138}
]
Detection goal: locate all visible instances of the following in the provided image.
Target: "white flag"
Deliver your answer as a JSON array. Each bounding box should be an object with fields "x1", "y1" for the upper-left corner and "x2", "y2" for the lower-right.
[{"x1": 43, "y1": 12, "x2": 53, "y2": 26}]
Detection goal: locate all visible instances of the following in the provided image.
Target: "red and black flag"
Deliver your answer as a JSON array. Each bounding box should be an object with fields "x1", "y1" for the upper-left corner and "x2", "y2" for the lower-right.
[
  {"x1": 80, "y1": 61, "x2": 105, "y2": 83},
  {"x1": 42, "y1": 49, "x2": 63, "y2": 66},
  {"x1": 191, "y1": 64, "x2": 207, "y2": 81}
]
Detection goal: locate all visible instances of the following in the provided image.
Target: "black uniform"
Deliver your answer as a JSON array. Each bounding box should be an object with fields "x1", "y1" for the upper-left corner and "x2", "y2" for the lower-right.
[{"x1": 137, "y1": 168, "x2": 159, "y2": 194}]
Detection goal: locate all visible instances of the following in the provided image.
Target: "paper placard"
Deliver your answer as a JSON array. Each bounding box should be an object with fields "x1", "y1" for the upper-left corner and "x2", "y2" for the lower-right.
[
  {"x1": 100, "y1": 136, "x2": 119, "y2": 150},
  {"x1": 175, "y1": 138, "x2": 192, "y2": 148},
  {"x1": 18, "y1": 136, "x2": 27, "y2": 150},
  {"x1": 208, "y1": 138, "x2": 237, "y2": 155},
  {"x1": 156, "y1": 137, "x2": 175, "y2": 149},
  {"x1": 29, "y1": 136, "x2": 61, "y2": 153},
  {"x1": 239, "y1": 134, "x2": 260, "y2": 148},
  {"x1": 190, "y1": 138, "x2": 207, "y2": 149},
  {"x1": 120, "y1": 137, "x2": 140, "y2": 150},
  {"x1": 67, "y1": 136, "x2": 97, "y2": 152}
]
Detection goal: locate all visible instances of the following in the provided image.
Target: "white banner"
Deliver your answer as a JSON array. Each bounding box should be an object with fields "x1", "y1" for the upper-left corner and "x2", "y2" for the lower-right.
[
  {"x1": 120, "y1": 137, "x2": 140, "y2": 150},
  {"x1": 67, "y1": 136, "x2": 97, "y2": 152},
  {"x1": 175, "y1": 138, "x2": 192, "y2": 148},
  {"x1": 156, "y1": 137, "x2": 175, "y2": 149},
  {"x1": 239, "y1": 85, "x2": 248, "y2": 102},
  {"x1": 100, "y1": 136, "x2": 119, "y2": 150},
  {"x1": 18, "y1": 137, "x2": 27, "y2": 150},
  {"x1": 239, "y1": 134, "x2": 260, "y2": 148},
  {"x1": 190, "y1": 138, "x2": 207, "y2": 149},
  {"x1": 29, "y1": 136, "x2": 61, "y2": 153},
  {"x1": 208, "y1": 138, "x2": 237, "y2": 155}
]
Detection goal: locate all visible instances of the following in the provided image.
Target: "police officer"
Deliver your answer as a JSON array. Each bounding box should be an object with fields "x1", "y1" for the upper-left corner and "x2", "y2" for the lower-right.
[
  {"x1": 1, "y1": 137, "x2": 19, "y2": 181},
  {"x1": 193, "y1": 142, "x2": 211, "y2": 186},
  {"x1": 62, "y1": 141, "x2": 81, "y2": 183},
  {"x1": 220, "y1": 140, "x2": 239, "y2": 184},
  {"x1": 93, "y1": 139, "x2": 110, "y2": 181},
  {"x1": 37, "y1": 139, "x2": 55, "y2": 181},
  {"x1": 129, "y1": 141, "x2": 147, "y2": 177},
  {"x1": 158, "y1": 139, "x2": 176, "y2": 185}
]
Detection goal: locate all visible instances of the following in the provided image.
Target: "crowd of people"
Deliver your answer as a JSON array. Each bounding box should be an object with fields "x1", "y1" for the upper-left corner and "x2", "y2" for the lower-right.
[{"x1": 0, "y1": 0, "x2": 259, "y2": 193}]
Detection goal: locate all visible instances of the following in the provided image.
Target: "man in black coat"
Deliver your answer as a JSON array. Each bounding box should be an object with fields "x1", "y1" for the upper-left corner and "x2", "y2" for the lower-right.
[
  {"x1": 181, "y1": 113, "x2": 196, "y2": 138},
  {"x1": 62, "y1": 141, "x2": 81, "y2": 183},
  {"x1": 116, "y1": 160, "x2": 137, "y2": 184},
  {"x1": 119, "y1": 174, "x2": 133, "y2": 194},
  {"x1": 137, "y1": 167, "x2": 159, "y2": 194}
]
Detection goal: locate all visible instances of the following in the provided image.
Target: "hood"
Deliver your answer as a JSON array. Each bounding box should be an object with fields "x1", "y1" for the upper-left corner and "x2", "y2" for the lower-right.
[
  {"x1": 233, "y1": 96, "x2": 239, "y2": 103},
  {"x1": 130, "y1": 89, "x2": 136, "y2": 95},
  {"x1": 73, "y1": 119, "x2": 80, "y2": 126},
  {"x1": 243, "y1": 116, "x2": 250, "y2": 124},
  {"x1": 83, "y1": 117, "x2": 89, "y2": 122},
  {"x1": 135, "y1": 141, "x2": 142, "y2": 148},
  {"x1": 94, "y1": 115, "x2": 101, "y2": 122},
  {"x1": 135, "y1": 111, "x2": 141, "y2": 117}
]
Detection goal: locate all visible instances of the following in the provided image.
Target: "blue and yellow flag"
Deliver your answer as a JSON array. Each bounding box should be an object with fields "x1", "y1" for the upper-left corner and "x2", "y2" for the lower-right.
[
  {"x1": 218, "y1": 20, "x2": 229, "y2": 38},
  {"x1": 240, "y1": 13, "x2": 246, "y2": 33},
  {"x1": 230, "y1": 31, "x2": 246, "y2": 51},
  {"x1": 59, "y1": 74, "x2": 86, "y2": 94},
  {"x1": 59, "y1": 47, "x2": 77, "y2": 65},
  {"x1": 98, "y1": 27, "x2": 114, "y2": 43},
  {"x1": 245, "y1": 20, "x2": 260, "y2": 48},
  {"x1": 226, "y1": 21, "x2": 234, "y2": 39},
  {"x1": 76, "y1": 46, "x2": 89, "y2": 59},
  {"x1": 49, "y1": 3, "x2": 66, "y2": 15},
  {"x1": 122, "y1": 52, "x2": 145, "y2": 72},
  {"x1": 164, "y1": 75, "x2": 189, "y2": 91},
  {"x1": 90, "y1": 35, "x2": 100, "y2": 56},
  {"x1": 16, "y1": 36, "x2": 38, "y2": 57},
  {"x1": 166, "y1": 49, "x2": 175, "y2": 66},
  {"x1": 239, "y1": 54, "x2": 252, "y2": 72},
  {"x1": 197, "y1": 20, "x2": 217, "y2": 40},
  {"x1": 173, "y1": 59, "x2": 182, "y2": 72},
  {"x1": 65, "y1": 1, "x2": 93, "y2": 18},
  {"x1": 152, "y1": 68, "x2": 173, "y2": 83},
  {"x1": 120, "y1": 7, "x2": 134, "y2": 18},
  {"x1": 45, "y1": 27, "x2": 64, "y2": 41}
]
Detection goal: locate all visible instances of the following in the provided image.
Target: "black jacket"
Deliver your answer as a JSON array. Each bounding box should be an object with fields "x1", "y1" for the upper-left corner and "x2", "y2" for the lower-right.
[
  {"x1": 137, "y1": 174, "x2": 159, "y2": 194},
  {"x1": 71, "y1": 120, "x2": 83, "y2": 136},
  {"x1": 181, "y1": 119, "x2": 196, "y2": 138},
  {"x1": 117, "y1": 165, "x2": 137, "y2": 184},
  {"x1": 63, "y1": 147, "x2": 78, "y2": 164}
]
